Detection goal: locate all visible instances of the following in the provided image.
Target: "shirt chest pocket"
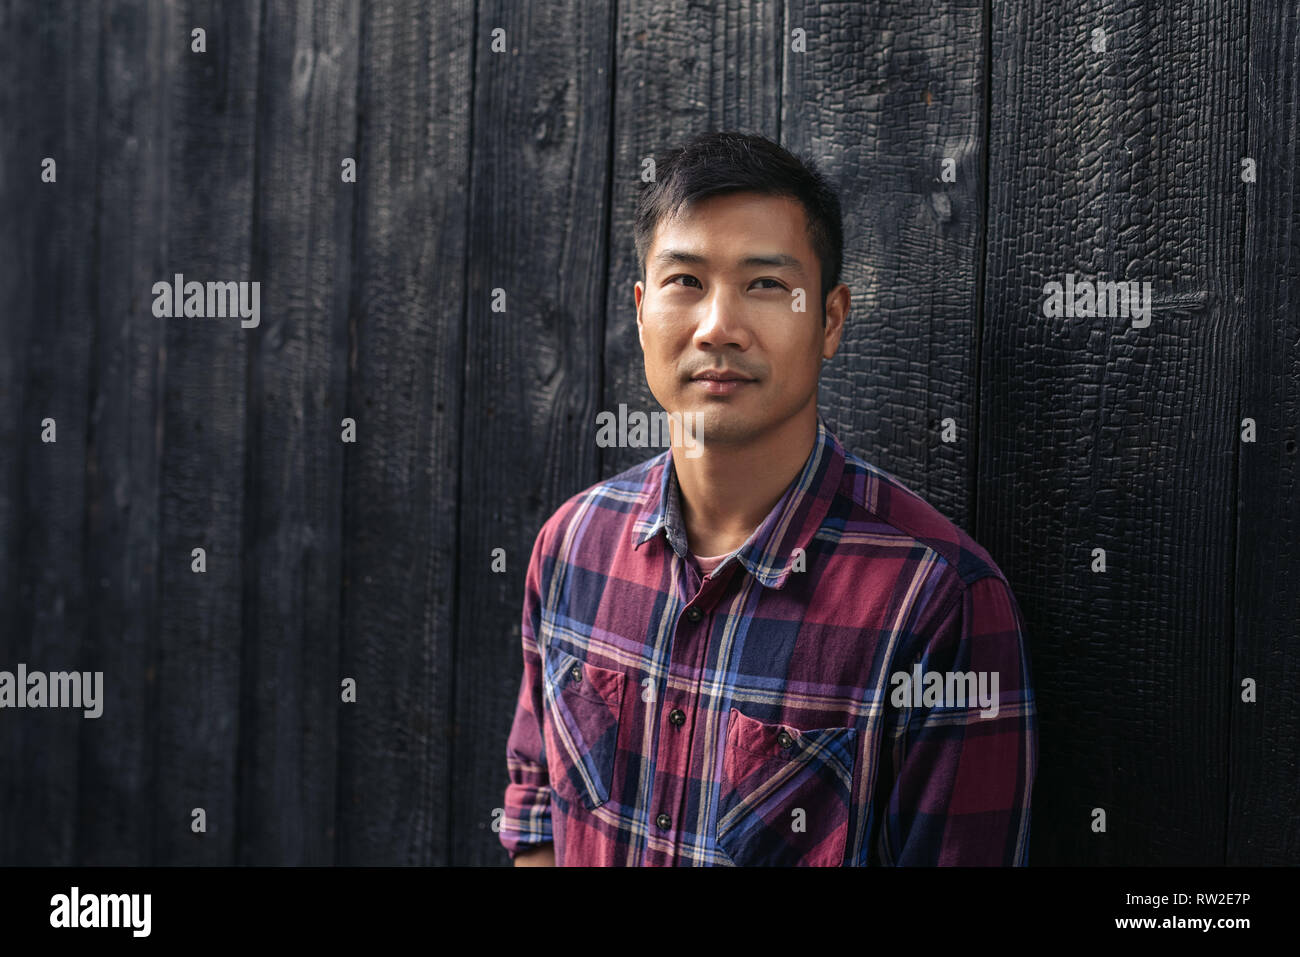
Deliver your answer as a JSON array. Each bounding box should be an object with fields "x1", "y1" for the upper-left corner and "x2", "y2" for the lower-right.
[
  {"x1": 716, "y1": 706, "x2": 859, "y2": 866},
  {"x1": 542, "y1": 647, "x2": 626, "y2": 812}
]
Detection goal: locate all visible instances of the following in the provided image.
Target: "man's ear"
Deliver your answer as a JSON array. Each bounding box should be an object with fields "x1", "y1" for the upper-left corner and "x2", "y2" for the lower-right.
[
  {"x1": 821, "y1": 283, "x2": 849, "y2": 360},
  {"x1": 634, "y1": 281, "x2": 645, "y2": 351}
]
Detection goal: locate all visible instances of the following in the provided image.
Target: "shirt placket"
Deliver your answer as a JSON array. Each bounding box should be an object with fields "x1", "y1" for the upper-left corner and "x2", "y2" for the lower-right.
[{"x1": 647, "y1": 554, "x2": 733, "y2": 865}]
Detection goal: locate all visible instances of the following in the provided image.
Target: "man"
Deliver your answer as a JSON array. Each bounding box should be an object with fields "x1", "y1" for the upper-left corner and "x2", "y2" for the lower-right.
[{"x1": 501, "y1": 130, "x2": 1037, "y2": 866}]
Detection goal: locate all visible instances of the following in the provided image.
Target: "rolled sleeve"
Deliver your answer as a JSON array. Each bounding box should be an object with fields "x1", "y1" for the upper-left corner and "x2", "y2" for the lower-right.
[
  {"x1": 499, "y1": 521, "x2": 556, "y2": 859},
  {"x1": 878, "y1": 574, "x2": 1038, "y2": 866}
]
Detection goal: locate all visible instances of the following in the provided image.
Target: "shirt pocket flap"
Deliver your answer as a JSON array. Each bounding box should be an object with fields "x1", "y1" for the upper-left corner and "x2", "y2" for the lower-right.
[{"x1": 544, "y1": 647, "x2": 625, "y2": 704}]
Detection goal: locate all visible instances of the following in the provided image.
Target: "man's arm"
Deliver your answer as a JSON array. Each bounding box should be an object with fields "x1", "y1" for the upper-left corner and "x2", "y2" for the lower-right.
[
  {"x1": 500, "y1": 520, "x2": 558, "y2": 865},
  {"x1": 876, "y1": 574, "x2": 1038, "y2": 865}
]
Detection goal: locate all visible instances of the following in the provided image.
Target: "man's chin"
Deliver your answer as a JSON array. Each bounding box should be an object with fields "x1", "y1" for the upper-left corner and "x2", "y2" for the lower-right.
[{"x1": 673, "y1": 407, "x2": 757, "y2": 449}]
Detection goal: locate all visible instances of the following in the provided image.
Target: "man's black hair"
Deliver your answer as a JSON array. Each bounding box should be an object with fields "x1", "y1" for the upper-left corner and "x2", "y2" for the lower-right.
[{"x1": 633, "y1": 130, "x2": 844, "y2": 317}]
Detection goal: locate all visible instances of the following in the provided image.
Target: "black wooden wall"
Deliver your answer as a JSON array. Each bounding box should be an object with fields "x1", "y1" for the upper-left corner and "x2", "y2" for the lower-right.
[{"x1": 0, "y1": 0, "x2": 1295, "y2": 866}]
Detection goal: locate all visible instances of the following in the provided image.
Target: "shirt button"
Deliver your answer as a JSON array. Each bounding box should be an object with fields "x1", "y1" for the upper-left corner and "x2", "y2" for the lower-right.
[
  {"x1": 777, "y1": 730, "x2": 793, "y2": 749},
  {"x1": 685, "y1": 606, "x2": 703, "y2": 622},
  {"x1": 656, "y1": 813, "x2": 672, "y2": 830},
  {"x1": 669, "y1": 708, "x2": 685, "y2": 726},
  {"x1": 570, "y1": 664, "x2": 582, "y2": 683}
]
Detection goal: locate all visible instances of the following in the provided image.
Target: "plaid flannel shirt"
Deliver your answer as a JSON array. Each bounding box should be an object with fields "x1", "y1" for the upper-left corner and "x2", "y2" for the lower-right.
[{"x1": 500, "y1": 415, "x2": 1037, "y2": 866}]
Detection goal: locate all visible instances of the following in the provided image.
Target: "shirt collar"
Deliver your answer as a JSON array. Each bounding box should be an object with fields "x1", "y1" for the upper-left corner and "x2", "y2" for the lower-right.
[{"x1": 631, "y1": 414, "x2": 846, "y2": 589}]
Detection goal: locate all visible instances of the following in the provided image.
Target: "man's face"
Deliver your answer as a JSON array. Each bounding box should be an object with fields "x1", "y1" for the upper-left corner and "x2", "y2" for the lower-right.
[{"x1": 634, "y1": 192, "x2": 847, "y2": 448}]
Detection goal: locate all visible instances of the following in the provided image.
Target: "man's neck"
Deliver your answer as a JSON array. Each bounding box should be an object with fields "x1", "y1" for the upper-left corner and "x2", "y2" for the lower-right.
[{"x1": 673, "y1": 404, "x2": 818, "y2": 557}]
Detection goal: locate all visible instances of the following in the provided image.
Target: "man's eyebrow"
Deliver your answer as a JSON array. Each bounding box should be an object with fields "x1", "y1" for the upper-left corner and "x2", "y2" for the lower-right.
[{"x1": 652, "y1": 249, "x2": 805, "y2": 272}]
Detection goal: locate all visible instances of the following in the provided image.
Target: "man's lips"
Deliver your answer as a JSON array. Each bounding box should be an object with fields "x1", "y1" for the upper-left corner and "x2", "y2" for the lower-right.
[{"x1": 689, "y1": 371, "x2": 756, "y2": 395}]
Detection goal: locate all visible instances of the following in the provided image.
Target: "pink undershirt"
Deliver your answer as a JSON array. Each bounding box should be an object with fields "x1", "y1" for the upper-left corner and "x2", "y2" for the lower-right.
[{"x1": 693, "y1": 551, "x2": 731, "y2": 577}]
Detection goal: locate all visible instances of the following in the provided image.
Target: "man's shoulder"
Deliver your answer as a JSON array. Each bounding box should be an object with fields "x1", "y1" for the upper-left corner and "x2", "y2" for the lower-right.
[
  {"x1": 532, "y1": 451, "x2": 668, "y2": 555},
  {"x1": 835, "y1": 446, "x2": 1008, "y2": 592}
]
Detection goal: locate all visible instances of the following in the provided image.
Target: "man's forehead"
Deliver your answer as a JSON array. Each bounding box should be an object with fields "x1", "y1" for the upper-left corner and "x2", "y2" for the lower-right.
[
  {"x1": 648, "y1": 196, "x2": 813, "y2": 273},
  {"x1": 660, "y1": 192, "x2": 806, "y2": 231}
]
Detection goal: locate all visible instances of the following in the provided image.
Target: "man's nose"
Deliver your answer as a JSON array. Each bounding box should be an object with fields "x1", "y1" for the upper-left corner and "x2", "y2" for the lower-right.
[{"x1": 692, "y1": 288, "x2": 752, "y2": 350}]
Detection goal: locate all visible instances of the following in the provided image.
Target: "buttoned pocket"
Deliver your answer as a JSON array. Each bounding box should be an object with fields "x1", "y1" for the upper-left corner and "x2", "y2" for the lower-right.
[
  {"x1": 542, "y1": 647, "x2": 626, "y2": 812},
  {"x1": 716, "y1": 706, "x2": 858, "y2": 866}
]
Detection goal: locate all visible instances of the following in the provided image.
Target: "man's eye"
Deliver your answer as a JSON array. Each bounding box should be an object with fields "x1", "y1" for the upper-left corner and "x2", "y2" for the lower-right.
[
  {"x1": 753, "y1": 278, "x2": 786, "y2": 290},
  {"x1": 668, "y1": 275, "x2": 701, "y2": 288}
]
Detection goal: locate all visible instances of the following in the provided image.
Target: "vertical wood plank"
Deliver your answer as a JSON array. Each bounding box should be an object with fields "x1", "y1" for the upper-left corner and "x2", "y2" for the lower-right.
[
  {"x1": 76, "y1": 0, "x2": 169, "y2": 864},
  {"x1": 151, "y1": 0, "x2": 261, "y2": 864},
  {"x1": 451, "y1": 0, "x2": 614, "y2": 865},
  {"x1": 1230, "y1": 1, "x2": 1300, "y2": 865},
  {"x1": 232, "y1": 0, "x2": 358, "y2": 864},
  {"x1": 0, "y1": 0, "x2": 100, "y2": 864},
  {"x1": 336, "y1": 0, "x2": 468, "y2": 864},
  {"x1": 980, "y1": 0, "x2": 1247, "y2": 864}
]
